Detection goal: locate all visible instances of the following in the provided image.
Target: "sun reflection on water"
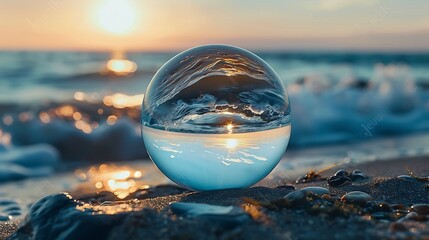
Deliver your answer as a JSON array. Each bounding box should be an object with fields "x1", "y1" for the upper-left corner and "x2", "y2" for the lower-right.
[{"x1": 74, "y1": 164, "x2": 151, "y2": 200}]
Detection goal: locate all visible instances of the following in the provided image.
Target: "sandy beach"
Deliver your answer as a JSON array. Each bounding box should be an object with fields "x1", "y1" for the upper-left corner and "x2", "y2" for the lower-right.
[{"x1": 1, "y1": 154, "x2": 428, "y2": 239}]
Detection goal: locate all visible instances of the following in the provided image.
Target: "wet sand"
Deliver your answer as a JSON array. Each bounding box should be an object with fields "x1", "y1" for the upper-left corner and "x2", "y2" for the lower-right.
[{"x1": 1, "y1": 156, "x2": 428, "y2": 239}]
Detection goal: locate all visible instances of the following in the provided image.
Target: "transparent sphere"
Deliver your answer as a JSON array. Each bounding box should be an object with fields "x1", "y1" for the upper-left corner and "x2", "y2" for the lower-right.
[{"x1": 142, "y1": 45, "x2": 291, "y2": 191}]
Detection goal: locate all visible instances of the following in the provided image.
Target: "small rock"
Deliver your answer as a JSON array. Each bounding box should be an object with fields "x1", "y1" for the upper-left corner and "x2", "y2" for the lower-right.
[
  {"x1": 341, "y1": 191, "x2": 372, "y2": 205},
  {"x1": 405, "y1": 212, "x2": 418, "y2": 219},
  {"x1": 411, "y1": 204, "x2": 429, "y2": 215},
  {"x1": 284, "y1": 190, "x2": 307, "y2": 206},
  {"x1": 334, "y1": 170, "x2": 349, "y2": 177},
  {"x1": 349, "y1": 173, "x2": 368, "y2": 181},
  {"x1": 327, "y1": 175, "x2": 352, "y2": 187},
  {"x1": 404, "y1": 211, "x2": 428, "y2": 222},
  {"x1": 170, "y1": 202, "x2": 251, "y2": 228}
]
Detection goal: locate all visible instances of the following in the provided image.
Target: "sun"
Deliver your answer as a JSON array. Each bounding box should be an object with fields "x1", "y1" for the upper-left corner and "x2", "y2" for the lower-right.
[{"x1": 96, "y1": 0, "x2": 137, "y2": 35}]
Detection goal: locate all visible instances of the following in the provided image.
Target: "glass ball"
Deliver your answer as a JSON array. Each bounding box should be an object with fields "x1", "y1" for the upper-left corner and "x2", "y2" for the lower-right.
[{"x1": 142, "y1": 45, "x2": 291, "y2": 191}]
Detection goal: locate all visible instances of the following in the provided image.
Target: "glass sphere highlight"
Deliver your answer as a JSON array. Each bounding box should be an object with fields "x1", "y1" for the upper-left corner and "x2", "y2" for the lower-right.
[{"x1": 142, "y1": 45, "x2": 291, "y2": 191}]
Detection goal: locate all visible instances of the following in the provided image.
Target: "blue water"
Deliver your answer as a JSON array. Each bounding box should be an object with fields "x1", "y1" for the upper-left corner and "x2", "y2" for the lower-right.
[{"x1": 0, "y1": 51, "x2": 429, "y2": 148}]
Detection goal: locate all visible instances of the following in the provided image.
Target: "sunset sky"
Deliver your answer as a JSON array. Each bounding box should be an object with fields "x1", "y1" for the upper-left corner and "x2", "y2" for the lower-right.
[{"x1": 1, "y1": 0, "x2": 429, "y2": 51}]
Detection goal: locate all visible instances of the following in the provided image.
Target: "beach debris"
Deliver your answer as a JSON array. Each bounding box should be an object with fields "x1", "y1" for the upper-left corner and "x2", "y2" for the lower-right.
[
  {"x1": 341, "y1": 191, "x2": 372, "y2": 205},
  {"x1": 295, "y1": 170, "x2": 323, "y2": 183}
]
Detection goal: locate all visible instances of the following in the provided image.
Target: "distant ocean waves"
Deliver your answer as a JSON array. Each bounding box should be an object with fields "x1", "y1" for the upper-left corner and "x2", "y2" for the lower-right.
[{"x1": 0, "y1": 52, "x2": 429, "y2": 163}]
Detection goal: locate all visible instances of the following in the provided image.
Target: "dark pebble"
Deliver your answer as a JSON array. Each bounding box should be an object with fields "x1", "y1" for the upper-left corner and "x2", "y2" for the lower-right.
[
  {"x1": 349, "y1": 173, "x2": 368, "y2": 181},
  {"x1": 284, "y1": 190, "x2": 307, "y2": 206},
  {"x1": 405, "y1": 212, "x2": 418, "y2": 219},
  {"x1": 411, "y1": 204, "x2": 429, "y2": 215},
  {"x1": 341, "y1": 191, "x2": 372, "y2": 205},
  {"x1": 404, "y1": 212, "x2": 428, "y2": 222},
  {"x1": 334, "y1": 170, "x2": 349, "y2": 177},
  {"x1": 327, "y1": 175, "x2": 352, "y2": 187}
]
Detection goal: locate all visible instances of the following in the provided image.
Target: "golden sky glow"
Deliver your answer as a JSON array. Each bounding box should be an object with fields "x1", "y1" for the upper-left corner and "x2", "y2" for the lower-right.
[{"x1": 0, "y1": 0, "x2": 428, "y2": 51}]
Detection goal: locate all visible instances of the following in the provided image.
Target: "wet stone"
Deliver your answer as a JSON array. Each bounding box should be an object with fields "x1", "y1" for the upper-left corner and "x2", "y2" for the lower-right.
[
  {"x1": 349, "y1": 173, "x2": 368, "y2": 181},
  {"x1": 170, "y1": 202, "x2": 251, "y2": 228},
  {"x1": 405, "y1": 212, "x2": 418, "y2": 219},
  {"x1": 411, "y1": 204, "x2": 429, "y2": 215},
  {"x1": 397, "y1": 175, "x2": 416, "y2": 181},
  {"x1": 284, "y1": 190, "x2": 307, "y2": 206},
  {"x1": 327, "y1": 175, "x2": 352, "y2": 187},
  {"x1": 404, "y1": 212, "x2": 428, "y2": 222},
  {"x1": 334, "y1": 170, "x2": 349, "y2": 177},
  {"x1": 341, "y1": 191, "x2": 372, "y2": 205}
]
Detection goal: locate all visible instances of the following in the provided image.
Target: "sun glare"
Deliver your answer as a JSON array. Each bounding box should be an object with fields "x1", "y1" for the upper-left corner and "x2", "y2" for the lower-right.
[
  {"x1": 226, "y1": 139, "x2": 238, "y2": 149},
  {"x1": 96, "y1": 0, "x2": 137, "y2": 35}
]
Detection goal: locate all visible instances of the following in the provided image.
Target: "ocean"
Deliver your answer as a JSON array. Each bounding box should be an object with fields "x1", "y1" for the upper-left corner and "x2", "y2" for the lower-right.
[
  {"x1": 1, "y1": 51, "x2": 429, "y2": 224},
  {"x1": 1, "y1": 51, "x2": 429, "y2": 145}
]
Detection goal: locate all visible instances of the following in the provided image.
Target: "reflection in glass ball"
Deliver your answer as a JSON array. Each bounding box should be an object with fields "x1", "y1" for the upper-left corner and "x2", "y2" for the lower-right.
[{"x1": 142, "y1": 45, "x2": 291, "y2": 190}]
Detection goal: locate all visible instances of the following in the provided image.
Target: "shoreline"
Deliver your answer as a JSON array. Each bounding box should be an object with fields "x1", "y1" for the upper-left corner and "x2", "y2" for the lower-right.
[{"x1": 1, "y1": 154, "x2": 428, "y2": 239}]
